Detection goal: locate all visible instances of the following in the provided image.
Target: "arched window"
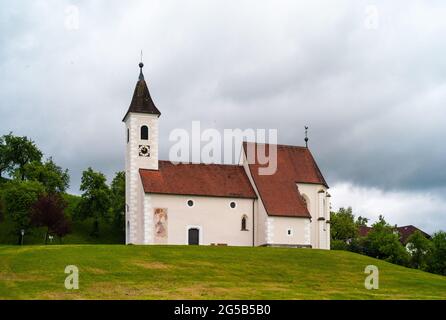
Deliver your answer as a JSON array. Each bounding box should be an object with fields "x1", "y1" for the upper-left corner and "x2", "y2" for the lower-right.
[
  {"x1": 241, "y1": 215, "x2": 248, "y2": 231},
  {"x1": 140, "y1": 125, "x2": 149, "y2": 140}
]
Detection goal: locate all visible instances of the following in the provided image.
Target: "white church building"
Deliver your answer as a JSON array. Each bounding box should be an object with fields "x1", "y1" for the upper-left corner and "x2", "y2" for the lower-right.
[{"x1": 123, "y1": 63, "x2": 331, "y2": 249}]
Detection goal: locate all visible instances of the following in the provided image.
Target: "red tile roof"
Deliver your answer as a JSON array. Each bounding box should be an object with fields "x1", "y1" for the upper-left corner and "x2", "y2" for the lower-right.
[
  {"x1": 139, "y1": 161, "x2": 257, "y2": 199},
  {"x1": 243, "y1": 142, "x2": 328, "y2": 218},
  {"x1": 358, "y1": 225, "x2": 430, "y2": 244},
  {"x1": 358, "y1": 226, "x2": 371, "y2": 237},
  {"x1": 397, "y1": 225, "x2": 431, "y2": 244}
]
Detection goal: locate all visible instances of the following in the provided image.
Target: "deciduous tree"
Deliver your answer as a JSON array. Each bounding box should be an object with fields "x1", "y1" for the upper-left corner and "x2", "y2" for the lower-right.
[
  {"x1": 110, "y1": 171, "x2": 125, "y2": 231},
  {"x1": 76, "y1": 167, "x2": 110, "y2": 237},
  {"x1": 363, "y1": 215, "x2": 410, "y2": 266},
  {"x1": 20, "y1": 158, "x2": 70, "y2": 194},
  {"x1": 406, "y1": 230, "x2": 432, "y2": 270},
  {"x1": 31, "y1": 194, "x2": 71, "y2": 244},
  {"x1": 427, "y1": 231, "x2": 446, "y2": 276},
  {"x1": 2, "y1": 133, "x2": 43, "y2": 180},
  {"x1": 0, "y1": 135, "x2": 11, "y2": 178},
  {"x1": 330, "y1": 207, "x2": 358, "y2": 242},
  {"x1": 1, "y1": 180, "x2": 45, "y2": 244}
]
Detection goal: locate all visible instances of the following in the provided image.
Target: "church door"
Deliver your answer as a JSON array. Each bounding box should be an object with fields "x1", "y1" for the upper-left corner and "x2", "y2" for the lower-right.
[{"x1": 188, "y1": 228, "x2": 199, "y2": 245}]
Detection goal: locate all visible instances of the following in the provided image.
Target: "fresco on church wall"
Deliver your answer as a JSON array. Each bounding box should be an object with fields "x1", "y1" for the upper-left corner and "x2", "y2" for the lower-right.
[{"x1": 154, "y1": 208, "x2": 168, "y2": 244}]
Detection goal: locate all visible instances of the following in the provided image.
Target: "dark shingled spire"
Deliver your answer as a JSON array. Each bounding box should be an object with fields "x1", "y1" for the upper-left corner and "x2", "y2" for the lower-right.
[{"x1": 122, "y1": 62, "x2": 161, "y2": 121}]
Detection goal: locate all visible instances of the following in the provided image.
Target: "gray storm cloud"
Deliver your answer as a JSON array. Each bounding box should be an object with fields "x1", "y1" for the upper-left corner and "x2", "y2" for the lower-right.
[{"x1": 1, "y1": 0, "x2": 445, "y2": 232}]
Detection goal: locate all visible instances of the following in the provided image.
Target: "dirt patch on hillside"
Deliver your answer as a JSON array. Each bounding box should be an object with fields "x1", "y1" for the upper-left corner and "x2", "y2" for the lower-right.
[
  {"x1": 132, "y1": 260, "x2": 171, "y2": 270},
  {"x1": 0, "y1": 272, "x2": 49, "y2": 282}
]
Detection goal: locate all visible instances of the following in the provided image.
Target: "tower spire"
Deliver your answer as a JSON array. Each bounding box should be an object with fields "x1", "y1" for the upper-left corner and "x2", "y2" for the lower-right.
[
  {"x1": 138, "y1": 62, "x2": 144, "y2": 80},
  {"x1": 122, "y1": 58, "x2": 161, "y2": 122},
  {"x1": 304, "y1": 126, "x2": 309, "y2": 148},
  {"x1": 139, "y1": 51, "x2": 144, "y2": 81}
]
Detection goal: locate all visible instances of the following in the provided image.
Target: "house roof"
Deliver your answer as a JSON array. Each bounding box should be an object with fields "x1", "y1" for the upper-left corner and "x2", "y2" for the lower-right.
[
  {"x1": 358, "y1": 225, "x2": 430, "y2": 244},
  {"x1": 397, "y1": 225, "x2": 431, "y2": 244},
  {"x1": 358, "y1": 226, "x2": 371, "y2": 237},
  {"x1": 243, "y1": 142, "x2": 328, "y2": 218},
  {"x1": 139, "y1": 161, "x2": 257, "y2": 199},
  {"x1": 122, "y1": 63, "x2": 161, "y2": 121}
]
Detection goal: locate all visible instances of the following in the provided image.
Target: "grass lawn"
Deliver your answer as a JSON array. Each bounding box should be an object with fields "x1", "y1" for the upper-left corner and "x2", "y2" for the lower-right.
[{"x1": 0, "y1": 245, "x2": 445, "y2": 300}]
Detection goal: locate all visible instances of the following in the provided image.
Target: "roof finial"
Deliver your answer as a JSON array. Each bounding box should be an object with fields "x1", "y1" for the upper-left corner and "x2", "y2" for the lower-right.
[
  {"x1": 138, "y1": 50, "x2": 144, "y2": 80},
  {"x1": 304, "y1": 126, "x2": 309, "y2": 148}
]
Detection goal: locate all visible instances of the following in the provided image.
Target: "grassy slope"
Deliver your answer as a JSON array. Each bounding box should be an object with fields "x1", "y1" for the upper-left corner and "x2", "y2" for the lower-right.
[{"x1": 0, "y1": 245, "x2": 445, "y2": 300}]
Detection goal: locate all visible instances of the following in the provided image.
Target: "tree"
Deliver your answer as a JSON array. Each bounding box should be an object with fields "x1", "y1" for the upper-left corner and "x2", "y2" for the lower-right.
[
  {"x1": 63, "y1": 193, "x2": 81, "y2": 218},
  {"x1": 110, "y1": 171, "x2": 125, "y2": 230},
  {"x1": 406, "y1": 231, "x2": 432, "y2": 270},
  {"x1": 53, "y1": 218, "x2": 71, "y2": 243},
  {"x1": 1, "y1": 180, "x2": 45, "y2": 244},
  {"x1": 330, "y1": 208, "x2": 372, "y2": 251},
  {"x1": 20, "y1": 158, "x2": 70, "y2": 194},
  {"x1": 76, "y1": 167, "x2": 110, "y2": 237},
  {"x1": 356, "y1": 216, "x2": 369, "y2": 227},
  {"x1": 363, "y1": 215, "x2": 410, "y2": 266},
  {"x1": 0, "y1": 135, "x2": 11, "y2": 177},
  {"x1": 31, "y1": 194, "x2": 71, "y2": 243},
  {"x1": 330, "y1": 207, "x2": 358, "y2": 243},
  {"x1": 427, "y1": 231, "x2": 446, "y2": 276},
  {"x1": 0, "y1": 196, "x2": 4, "y2": 222},
  {"x1": 2, "y1": 133, "x2": 42, "y2": 180}
]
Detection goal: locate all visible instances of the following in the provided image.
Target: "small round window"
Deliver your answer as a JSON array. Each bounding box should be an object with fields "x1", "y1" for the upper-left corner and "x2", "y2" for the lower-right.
[
  {"x1": 230, "y1": 201, "x2": 236, "y2": 209},
  {"x1": 187, "y1": 200, "x2": 194, "y2": 207}
]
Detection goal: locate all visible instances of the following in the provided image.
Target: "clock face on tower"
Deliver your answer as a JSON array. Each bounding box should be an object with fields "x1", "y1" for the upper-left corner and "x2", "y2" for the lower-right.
[{"x1": 138, "y1": 145, "x2": 150, "y2": 157}]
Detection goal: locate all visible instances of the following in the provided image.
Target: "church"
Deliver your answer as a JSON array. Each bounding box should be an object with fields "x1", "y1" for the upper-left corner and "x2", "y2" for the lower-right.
[{"x1": 123, "y1": 63, "x2": 331, "y2": 249}]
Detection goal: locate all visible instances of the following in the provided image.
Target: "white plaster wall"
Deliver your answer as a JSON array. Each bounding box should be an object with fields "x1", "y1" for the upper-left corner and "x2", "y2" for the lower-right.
[
  {"x1": 147, "y1": 194, "x2": 255, "y2": 246},
  {"x1": 126, "y1": 113, "x2": 159, "y2": 171},
  {"x1": 137, "y1": 174, "x2": 146, "y2": 244},
  {"x1": 143, "y1": 192, "x2": 154, "y2": 244},
  {"x1": 268, "y1": 216, "x2": 310, "y2": 245},
  {"x1": 296, "y1": 183, "x2": 331, "y2": 249},
  {"x1": 124, "y1": 112, "x2": 159, "y2": 244},
  {"x1": 326, "y1": 196, "x2": 331, "y2": 249},
  {"x1": 241, "y1": 150, "x2": 269, "y2": 246}
]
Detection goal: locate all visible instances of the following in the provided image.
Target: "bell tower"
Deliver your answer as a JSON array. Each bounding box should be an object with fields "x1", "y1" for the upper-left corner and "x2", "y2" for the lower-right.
[{"x1": 123, "y1": 62, "x2": 161, "y2": 244}]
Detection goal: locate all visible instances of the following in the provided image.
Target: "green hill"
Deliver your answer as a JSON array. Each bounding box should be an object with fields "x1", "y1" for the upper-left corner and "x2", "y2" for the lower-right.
[{"x1": 0, "y1": 245, "x2": 445, "y2": 300}]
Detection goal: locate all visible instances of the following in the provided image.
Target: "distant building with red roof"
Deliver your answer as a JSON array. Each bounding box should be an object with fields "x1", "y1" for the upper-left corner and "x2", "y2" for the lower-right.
[
  {"x1": 123, "y1": 63, "x2": 331, "y2": 248},
  {"x1": 358, "y1": 225, "x2": 430, "y2": 244}
]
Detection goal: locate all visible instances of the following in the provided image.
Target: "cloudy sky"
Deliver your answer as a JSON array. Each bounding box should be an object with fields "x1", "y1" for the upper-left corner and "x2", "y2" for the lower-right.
[{"x1": 1, "y1": 0, "x2": 445, "y2": 233}]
